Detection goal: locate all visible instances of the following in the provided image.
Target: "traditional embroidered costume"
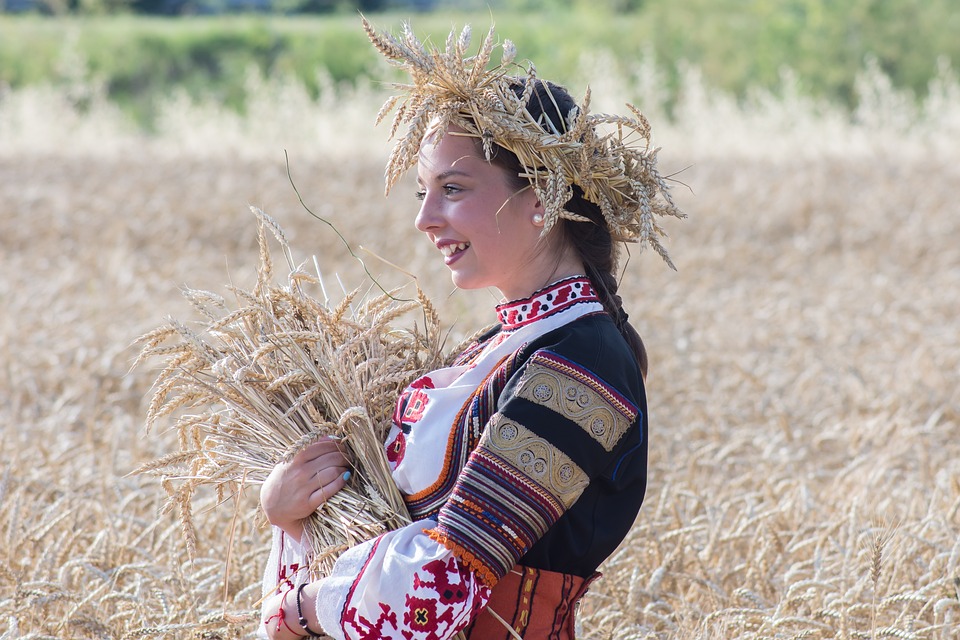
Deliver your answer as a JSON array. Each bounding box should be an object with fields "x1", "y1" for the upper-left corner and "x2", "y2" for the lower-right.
[
  {"x1": 259, "y1": 16, "x2": 685, "y2": 639},
  {"x1": 260, "y1": 276, "x2": 648, "y2": 639}
]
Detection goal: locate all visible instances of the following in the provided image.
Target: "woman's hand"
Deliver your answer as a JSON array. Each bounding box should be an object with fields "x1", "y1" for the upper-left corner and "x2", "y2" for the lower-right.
[
  {"x1": 262, "y1": 583, "x2": 330, "y2": 640},
  {"x1": 261, "y1": 437, "x2": 350, "y2": 540}
]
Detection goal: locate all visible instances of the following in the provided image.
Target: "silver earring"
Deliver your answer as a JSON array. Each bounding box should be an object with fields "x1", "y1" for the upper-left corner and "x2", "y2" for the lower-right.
[{"x1": 532, "y1": 213, "x2": 544, "y2": 226}]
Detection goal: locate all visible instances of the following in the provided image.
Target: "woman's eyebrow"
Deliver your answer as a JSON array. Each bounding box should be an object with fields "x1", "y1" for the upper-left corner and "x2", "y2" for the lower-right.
[
  {"x1": 417, "y1": 169, "x2": 470, "y2": 186},
  {"x1": 434, "y1": 169, "x2": 471, "y2": 181}
]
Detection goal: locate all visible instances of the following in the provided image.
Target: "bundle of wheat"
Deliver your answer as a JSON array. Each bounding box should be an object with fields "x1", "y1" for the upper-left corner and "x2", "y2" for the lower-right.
[{"x1": 134, "y1": 208, "x2": 445, "y2": 579}]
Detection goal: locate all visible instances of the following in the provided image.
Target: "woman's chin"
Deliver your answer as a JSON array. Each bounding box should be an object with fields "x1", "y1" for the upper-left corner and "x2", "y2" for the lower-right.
[{"x1": 449, "y1": 271, "x2": 486, "y2": 292}]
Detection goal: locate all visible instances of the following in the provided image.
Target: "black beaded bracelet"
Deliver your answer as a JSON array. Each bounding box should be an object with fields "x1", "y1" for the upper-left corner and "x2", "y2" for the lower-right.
[{"x1": 296, "y1": 583, "x2": 323, "y2": 638}]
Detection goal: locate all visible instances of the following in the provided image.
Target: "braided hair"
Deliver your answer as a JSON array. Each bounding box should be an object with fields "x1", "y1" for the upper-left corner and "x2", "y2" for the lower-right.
[{"x1": 485, "y1": 79, "x2": 649, "y2": 378}]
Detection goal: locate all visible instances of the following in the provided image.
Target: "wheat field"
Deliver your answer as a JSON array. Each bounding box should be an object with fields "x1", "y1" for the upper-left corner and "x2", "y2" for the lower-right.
[{"x1": 1, "y1": 56, "x2": 958, "y2": 639}]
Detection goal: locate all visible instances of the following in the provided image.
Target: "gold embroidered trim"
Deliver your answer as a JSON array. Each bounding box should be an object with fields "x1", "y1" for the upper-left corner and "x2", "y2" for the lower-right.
[
  {"x1": 486, "y1": 414, "x2": 588, "y2": 509},
  {"x1": 515, "y1": 361, "x2": 634, "y2": 452}
]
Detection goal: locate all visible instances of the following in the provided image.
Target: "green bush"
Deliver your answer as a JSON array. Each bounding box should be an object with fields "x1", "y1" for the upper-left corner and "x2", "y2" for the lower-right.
[{"x1": 1, "y1": 1, "x2": 957, "y2": 127}]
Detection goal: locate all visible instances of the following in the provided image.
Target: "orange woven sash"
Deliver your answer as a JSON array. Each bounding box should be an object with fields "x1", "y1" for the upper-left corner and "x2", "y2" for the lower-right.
[{"x1": 466, "y1": 566, "x2": 600, "y2": 639}]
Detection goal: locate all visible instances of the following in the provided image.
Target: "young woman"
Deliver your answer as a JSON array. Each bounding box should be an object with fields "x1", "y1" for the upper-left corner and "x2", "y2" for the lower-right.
[{"x1": 258, "y1": 21, "x2": 681, "y2": 640}]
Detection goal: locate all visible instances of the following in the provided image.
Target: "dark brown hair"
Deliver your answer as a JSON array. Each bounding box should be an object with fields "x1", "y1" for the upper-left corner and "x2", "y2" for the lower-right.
[{"x1": 486, "y1": 79, "x2": 649, "y2": 378}]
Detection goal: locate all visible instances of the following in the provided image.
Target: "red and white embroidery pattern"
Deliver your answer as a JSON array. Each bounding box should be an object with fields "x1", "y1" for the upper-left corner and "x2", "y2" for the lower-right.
[
  {"x1": 343, "y1": 554, "x2": 489, "y2": 640},
  {"x1": 393, "y1": 376, "x2": 436, "y2": 428},
  {"x1": 496, "y1": 276, "x2": 597, "y2": 330},
  {"x1": 386, "y1": 431, "x2": 407, "y2": 467}
]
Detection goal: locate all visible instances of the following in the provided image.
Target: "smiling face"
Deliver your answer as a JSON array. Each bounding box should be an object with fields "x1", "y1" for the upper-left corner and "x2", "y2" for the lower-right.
[{"x1": 415, "y1": 127, "x2": 582, "y2": 301}]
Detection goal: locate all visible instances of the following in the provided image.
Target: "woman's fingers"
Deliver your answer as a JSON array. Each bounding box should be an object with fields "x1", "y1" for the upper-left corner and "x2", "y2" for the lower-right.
[
  {"x1": 308, "y1": 467, "x2": 351, "y2": 509},
  {"x1": 261, "y1": 437, "x2": 352, "y2": 533},
  {"x1": 313, "y1": 463, "x2": 350, "y2": 487},
  {"x1": 296, "y1": 437, "x2": 347, "y2": 463},
  {"x1": 313, "y1": 448, "x2": 349, "y2": 472}
]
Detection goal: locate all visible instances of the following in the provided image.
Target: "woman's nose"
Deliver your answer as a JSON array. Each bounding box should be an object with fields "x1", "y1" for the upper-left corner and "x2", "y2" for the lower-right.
[{"x1": 415, "y1": 192, "x2": 442, "y2": 233}]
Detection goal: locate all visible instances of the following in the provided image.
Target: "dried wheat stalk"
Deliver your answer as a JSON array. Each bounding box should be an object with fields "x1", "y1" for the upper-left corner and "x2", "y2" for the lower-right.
[{"x1": 134, "y1": 207, "x2": 444, "y2": 579}]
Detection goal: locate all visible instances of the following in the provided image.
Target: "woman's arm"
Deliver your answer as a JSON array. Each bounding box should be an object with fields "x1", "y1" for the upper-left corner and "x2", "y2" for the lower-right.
[
  {"x1": 262, "y1": 581, "x2": 330, "y2": 640},
  {"x1": 288, "y1": 348, "x2": 640, "y2": 639},
  {"x1": 426, "y1": 348, "x2": 640, "y2": 587},
  {"x1": 313, "y1": 519, "x2": 490, "y2": 639},
  {"x1": 258, "y1": 438, "x2": 349, "y2": 639}
]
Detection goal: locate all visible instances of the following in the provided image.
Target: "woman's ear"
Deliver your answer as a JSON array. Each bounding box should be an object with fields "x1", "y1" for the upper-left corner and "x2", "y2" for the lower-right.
[
  {"x1": 527, "y1": 187, "x2": 544, "y2": 225},
  {"x1": 530, "y1": 191, "x2": 546, "y2": 226}
]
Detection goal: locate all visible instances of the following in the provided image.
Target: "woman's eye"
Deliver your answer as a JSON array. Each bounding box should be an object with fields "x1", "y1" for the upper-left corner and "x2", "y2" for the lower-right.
[{"x1": 416, "y1": 185, "x2": 462, "y2": 201}]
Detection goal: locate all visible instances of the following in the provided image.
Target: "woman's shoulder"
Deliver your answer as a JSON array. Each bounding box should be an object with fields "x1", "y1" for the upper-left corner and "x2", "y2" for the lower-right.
[
  {"x1": 517, "y1": 311, "x2": 645, "y2": 405},
  {"x1": 498, "y1": 311, "x2": 646, "y2": 462},
  {"x1": 526, "y1": 312, "x2": 636, "y2": 368}
]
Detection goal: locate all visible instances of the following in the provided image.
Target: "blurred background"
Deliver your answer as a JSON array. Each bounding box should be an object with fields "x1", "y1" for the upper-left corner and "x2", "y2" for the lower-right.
[
  {"x1": 1, "y1": 2, "x2": 958, "y2": 638},
  {"x1": 2, "y1": 0, "x2": 958, "y2": 150}
]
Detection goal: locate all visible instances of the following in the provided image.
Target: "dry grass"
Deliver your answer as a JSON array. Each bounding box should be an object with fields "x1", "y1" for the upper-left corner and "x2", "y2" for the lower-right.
[{"x1": 0, "y1": 58, "x2": 958, "y2": 639}]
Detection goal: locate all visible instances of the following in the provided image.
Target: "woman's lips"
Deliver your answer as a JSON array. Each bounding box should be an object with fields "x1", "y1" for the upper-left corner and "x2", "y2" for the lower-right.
[{"x1": 438, "y1": 241, "x2": 470, "y2": 265}]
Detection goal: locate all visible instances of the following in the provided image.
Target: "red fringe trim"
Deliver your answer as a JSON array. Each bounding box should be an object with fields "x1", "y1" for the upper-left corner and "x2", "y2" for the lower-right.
[{"x1": 426, "y1": 528, "x2": 500, "y2": 589}]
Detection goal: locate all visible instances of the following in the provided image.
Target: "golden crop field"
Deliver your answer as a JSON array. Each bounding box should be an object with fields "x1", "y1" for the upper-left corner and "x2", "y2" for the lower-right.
[{"x1": 1, "y1": 56, "x2": 958, "y2": 639}]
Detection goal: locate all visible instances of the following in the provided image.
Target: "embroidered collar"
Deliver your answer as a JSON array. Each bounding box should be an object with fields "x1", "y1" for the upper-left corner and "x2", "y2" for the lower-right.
[{"x1": 496, "y1": 276, "x2": 598, "y2": 330}]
